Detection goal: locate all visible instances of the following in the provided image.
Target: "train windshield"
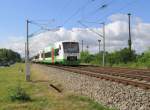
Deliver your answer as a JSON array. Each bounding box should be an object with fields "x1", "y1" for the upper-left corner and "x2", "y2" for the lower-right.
[{"x1": 63, "y1": 42, "x2": 79, "y2": 53}]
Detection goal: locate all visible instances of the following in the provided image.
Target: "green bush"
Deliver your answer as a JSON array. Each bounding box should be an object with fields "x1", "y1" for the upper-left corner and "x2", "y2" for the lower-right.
[
  {"x1": 9, "y1": 85, "x2": 31, "y2": 102},
  {"x1": 0, "y1": 48, "x2": 21, "y2": 64},
  {"x1": 80, "y1": 51, "x2": 95, "y2": 63},
  {"x1": 90, "y1": 53, "x2": 103, "y2": 65},
  {"x1": 137, "y1": 50, "x2": 150, "y2": 68},
  {"x1": 80, "y1": 48, "x2": 150, "y2": 68}
]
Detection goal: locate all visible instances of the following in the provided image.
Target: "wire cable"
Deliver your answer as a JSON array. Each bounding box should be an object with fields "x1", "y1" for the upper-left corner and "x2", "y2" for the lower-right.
[
  {"x1": 87, "y1": 0, "x2": 114, "y2": 17},
  {"x1": 79, "y1": 0, "x2": 138, "y2": 26},
  {"x1": 91, "y1": 0, "x2": 138, "y2": 23},
  {"x1": 78, "y1": 21, "x2": 103, "y2": 37},
  {"x1": 62, "y1": 0, "x2": 96, "y2": 27},
  {"x1": 58, "y1": 0, "x2": 74, "y2": 16}
]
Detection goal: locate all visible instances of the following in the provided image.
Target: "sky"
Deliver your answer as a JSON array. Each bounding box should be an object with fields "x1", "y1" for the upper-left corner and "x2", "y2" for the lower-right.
[{"x1": 0, "y1": 0, "x2": 150, "y2": 56}]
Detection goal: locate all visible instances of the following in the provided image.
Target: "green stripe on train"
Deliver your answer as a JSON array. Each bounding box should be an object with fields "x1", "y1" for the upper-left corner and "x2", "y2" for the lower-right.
[{"x1": 41, "y1": 58, "x2": 80, "y2": 65}]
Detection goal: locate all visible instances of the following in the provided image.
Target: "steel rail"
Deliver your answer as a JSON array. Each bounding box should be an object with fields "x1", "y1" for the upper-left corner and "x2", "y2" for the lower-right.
[{"x1": 47, "y1": 65, "x2": 150, "y2": 90}]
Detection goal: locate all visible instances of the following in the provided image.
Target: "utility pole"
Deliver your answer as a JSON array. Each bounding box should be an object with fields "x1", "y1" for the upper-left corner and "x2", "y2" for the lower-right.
[
  {"x1": 82, "y1": 40, "x2": 83, "y2": 52},
  {"x1": 78, "y1": 21, "x2": 105, "y2": 66},
  {"x1": 25, "y1": 42, "x2": 26, "y2": 62},
  {"x1": 26, "y1": 19, "x2": 30, "y2": 81},
  {"x1": 86, "y1": 45, "x2": 89, "y2": 52},
  {"x1": 102, "y1": 23, "x2": 105, "y2": 66},
  {"x1": 128, "y1": 13, "x2": 132, "y2": 53},
  {"x1": 24, "y1": 19, "x2": 60, "y2": 82},
  {"x1": 98, "y1": 39, "x2": 101, "y2": 54}
]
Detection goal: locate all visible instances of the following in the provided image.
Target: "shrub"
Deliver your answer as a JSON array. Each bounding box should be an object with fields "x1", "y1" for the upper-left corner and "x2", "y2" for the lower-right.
[
  {"x1": 80, "y1": 51, "x2": 94, "y2": 63},
  {"x1": 9, "y1": 85, "x2": 31, "y2": 102}
]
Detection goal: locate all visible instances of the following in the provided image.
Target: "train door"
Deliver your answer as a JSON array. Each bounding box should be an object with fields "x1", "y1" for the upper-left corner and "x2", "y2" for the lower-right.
[
  {"x1": 51, "y1": 48, "x2": 54, "y2": 64},
  {"x1": 43, "y1": 51, "x2": 45, "y2": 60}
]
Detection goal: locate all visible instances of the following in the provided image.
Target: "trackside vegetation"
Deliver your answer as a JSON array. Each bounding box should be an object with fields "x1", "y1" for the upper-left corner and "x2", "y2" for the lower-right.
[
  {"x1": 0, "y1": 48, "x2": 21, "y2": 66},
  {"x1": 0, "y1": 63, "x2": 115, "y2": 110},
  {"x1": 80, "y1": 48, "x2": 150, "y2": 68}
]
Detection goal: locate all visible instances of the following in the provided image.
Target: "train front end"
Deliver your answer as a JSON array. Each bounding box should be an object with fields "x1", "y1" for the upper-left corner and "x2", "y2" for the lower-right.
[{"x1": 62, "y1": 41, "x2": 80, "y2": 65}]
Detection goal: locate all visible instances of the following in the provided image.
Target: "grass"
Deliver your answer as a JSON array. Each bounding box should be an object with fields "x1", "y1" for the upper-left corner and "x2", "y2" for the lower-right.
[{"x1": 0, "y1": 63, "x2": 115, "y2": 110}]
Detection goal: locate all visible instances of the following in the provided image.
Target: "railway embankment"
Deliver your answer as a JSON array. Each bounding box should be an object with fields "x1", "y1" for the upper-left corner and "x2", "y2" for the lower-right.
[
  {"x1": 0, "y1": 63, "x2": 112, "y2": 110},
  {"x1": 32, "y1": 64, "x2": 150, "y2": 110}
]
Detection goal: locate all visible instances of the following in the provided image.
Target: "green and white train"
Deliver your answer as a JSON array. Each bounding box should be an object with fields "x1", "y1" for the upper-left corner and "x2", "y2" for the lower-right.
[{"x1": 33, "y1": 41, "x2": 80, "y2": 65}]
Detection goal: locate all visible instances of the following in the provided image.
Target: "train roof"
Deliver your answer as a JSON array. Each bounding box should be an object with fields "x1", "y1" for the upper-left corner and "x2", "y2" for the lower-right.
[
  {"x1": 54, "y1": 40, "x2": 79, "y2": 44},
  {"x1": 40, "y1": 40, "x2": 79, "y2": 52}
]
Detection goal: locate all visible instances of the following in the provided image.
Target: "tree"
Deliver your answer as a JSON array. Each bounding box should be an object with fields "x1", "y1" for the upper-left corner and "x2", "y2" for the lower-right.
[
  {"x1": 107, "y1": 48, "x2": 137, "y2": 65},
  {"x1": 137, "y1": 50, "x2": 150, "y2": 68},
  {"x1": 0, "y1": 48, "x2": 21, "y2": 64},
  {"x1": 119, "y1": 48, "x2": 136, "y2": 63},
  {"x1": 80, "y1": 51, "x2": 94, "y2": 63}
]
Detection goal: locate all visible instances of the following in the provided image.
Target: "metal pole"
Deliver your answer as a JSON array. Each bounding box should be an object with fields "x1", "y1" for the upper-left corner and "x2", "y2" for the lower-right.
[
  {"x1": 26, "y1": 20, "x2": 30, "y2": 81},
  {"x1": 78, "y1": 21, "x2": 105, "y2": 65},
  {"x1": 128, "y1": 13, "x2": 132, "y2": 53},
  {"x1": 102, "y1": 23, "x2": 105, "y2": 66},
  {"x1": 86, "y1": 45, "x2": 89, "y2": 52},
  {"x1": 25, "y1": 42, "x2": 26, "y2": 61},
  {"x1": 82, "y1": 40, "x2": 83, "y2": 52},
  {"x1": 98, "y1": 39, "x2": 101, "y2": 54}
]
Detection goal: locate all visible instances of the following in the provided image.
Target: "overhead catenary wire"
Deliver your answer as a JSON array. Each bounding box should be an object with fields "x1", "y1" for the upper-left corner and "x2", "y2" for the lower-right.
[
  {"x1": 84, "y1": 0, "x2": 138, "y2": 24},
  {"x1": 28, "y1": 20, "x2": 61, "y2": 37},
  {"x1": 79, "y1": 0, "x2": 137, "y2": 24},
  {"x1": 78, "y1": 21, "x2": 103, "y2": 38},
  {"x1": 78, "y1": 20, "x2": 106, "y2": 66},
  {"x1": 57, "y1": 0, "x2": 74, "y2": 16},
  {"x1": 29, "y1": 20, "x2": 56, "y2": 30},
  {"x1": 31, "y1": 19, "x2": 55, "y2": 26},
  {"x1": 83, "y1": 0, "x2": 114, "y2": 19},
  {"x1": 80, "y1": 0, "x2": 107, "y2": 21},
  {"x1": 61, "y1": 0, "x2": 96, "y2": 27}
]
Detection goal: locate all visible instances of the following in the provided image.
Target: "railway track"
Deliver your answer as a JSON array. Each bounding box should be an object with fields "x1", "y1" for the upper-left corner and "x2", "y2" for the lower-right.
[
  {"x1": 78, "y1": 66, "x2": 150, "y2": 82},
  {"x1": 44, "y1": 64, "x2": 150, "y2": 90}
]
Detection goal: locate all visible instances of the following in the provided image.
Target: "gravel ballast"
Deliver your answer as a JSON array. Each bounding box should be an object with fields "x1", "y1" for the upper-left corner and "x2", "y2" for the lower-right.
[{"x1": 32, "y1": 64, "x2": 150, "y2": 110}]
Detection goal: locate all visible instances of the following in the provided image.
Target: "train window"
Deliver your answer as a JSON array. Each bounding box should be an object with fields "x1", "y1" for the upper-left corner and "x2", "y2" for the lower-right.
[
  {"x1": 55, "y1": 49, "x2": 59, "y2": 56},
  {"x1": 59, "y1": 45, "x2": 61, "y2": 50},
  {"x1": 45, "y1": 52, "x2": 51, "y2": 58},
  {"x1": 63, "y1": 42, "x2": 79, "y2": 53},
  {"x1": 35, "y1": 55, "x2": 39, "y2": 59},
  {"x1": 36, "y1": 54, "x2": 39, "y2": 59},
  {"x1": 42, "y1": 52, "x2": 45, "y2": 58}
]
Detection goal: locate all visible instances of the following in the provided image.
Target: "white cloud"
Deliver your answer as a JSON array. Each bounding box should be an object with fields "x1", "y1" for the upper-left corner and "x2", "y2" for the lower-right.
[
  {"x1": 1, "y1": 13, "x2": 150, "y2": 57},
  {"x1": 108, "y1": 13, "x2": 128, "y2": 22}
]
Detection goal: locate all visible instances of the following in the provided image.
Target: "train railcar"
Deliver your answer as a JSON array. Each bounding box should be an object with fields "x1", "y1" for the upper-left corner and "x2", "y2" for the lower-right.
[
  {"x1": 32, "y1": 54, "x2": 39, "y2": 63},
  {"x1": 35, "y1": 41, "x2": 80, "y2": 65}
]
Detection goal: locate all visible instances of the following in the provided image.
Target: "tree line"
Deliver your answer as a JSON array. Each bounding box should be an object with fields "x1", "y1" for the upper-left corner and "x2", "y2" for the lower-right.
[
  {"x1": 80, "y1": 48, "x2": 150, "y2": 68},
  {"x1": 0, "y1": 48, "x2": 21, "y2": 65}
]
